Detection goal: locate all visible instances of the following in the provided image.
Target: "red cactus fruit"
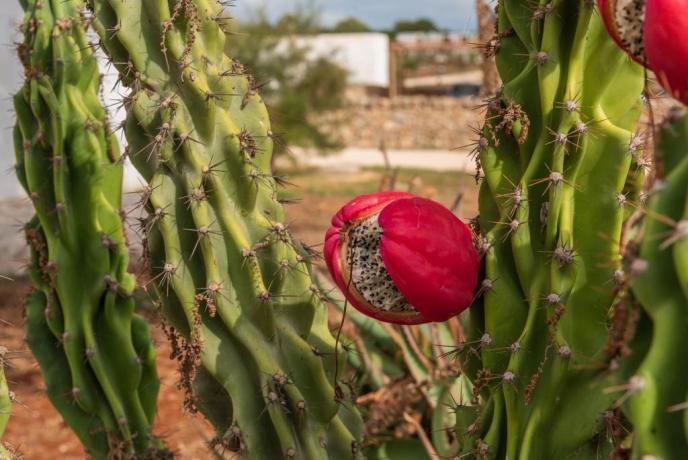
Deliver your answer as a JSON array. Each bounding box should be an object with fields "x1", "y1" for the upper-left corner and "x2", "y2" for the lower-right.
[
  {"x1": 597, "y1": 0, "x2": 646, "y2": 64},
  {"x1": 644, "y1": 0, "x2": 688, "y2": 105},
  {"x1": 597, "y1": 0, "x2": 688, "y2": 104},
  {"x1": 324, "y1": 192, "x2": 480, "y2": 325}
]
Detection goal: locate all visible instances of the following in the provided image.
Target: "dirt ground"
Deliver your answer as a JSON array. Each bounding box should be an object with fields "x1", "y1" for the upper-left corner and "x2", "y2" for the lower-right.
[
  {"x1": 1, "y1": 167, "x2": 478, "y2": 459},
  {"x1": 1, "y1": 284, "x2": 217, "y2": 459}
]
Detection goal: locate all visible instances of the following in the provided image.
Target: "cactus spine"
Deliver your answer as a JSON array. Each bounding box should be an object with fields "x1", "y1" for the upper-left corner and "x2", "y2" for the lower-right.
[
  {"x1": 460, "y1": 0, "x2": 645, "y2": 457},
  {"x1": 622, "y1": 109, "x2": 688, "y2": 457},
  {"x1": 13, "y1": 0, "x2": 166, "y2": 457},
  {"x1": 88, "y1": 0, "x2": 363, "y2": 457}
]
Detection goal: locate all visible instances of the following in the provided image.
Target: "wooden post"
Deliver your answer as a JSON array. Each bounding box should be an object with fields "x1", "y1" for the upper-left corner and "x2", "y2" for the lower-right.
[
  {"x1": 477, "y1": 0, "x2": 501, "y2": 96},
  {"x1": 389, "y1": 42, "x2": 398, "y2": 98}
]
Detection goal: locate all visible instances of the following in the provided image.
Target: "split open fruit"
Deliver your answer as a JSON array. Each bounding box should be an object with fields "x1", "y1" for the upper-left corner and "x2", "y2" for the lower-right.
[{"x1": 325, "y1": 192, "x2": 480, "y2": 325}]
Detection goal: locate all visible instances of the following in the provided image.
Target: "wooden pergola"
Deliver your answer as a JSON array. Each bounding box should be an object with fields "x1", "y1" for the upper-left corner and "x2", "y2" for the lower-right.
[{"x1": 388, "y1": 38, "x2": 476, "y2": 98}]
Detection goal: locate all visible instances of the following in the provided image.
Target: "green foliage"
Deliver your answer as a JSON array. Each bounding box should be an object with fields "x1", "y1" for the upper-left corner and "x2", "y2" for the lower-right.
[
  {"x1": 226, "y1": 8, "x2": 348, "y2": 155},
  {"x1": 330, "y1": 17, "x2": 371, "y2": 33},
  {"x1": 461, "y1": 0, "x2": 646, "y2": 457},
  {"x1": 13, "y1": 1, "x2": 166, "y2": 458},
  {"x1": 368, "y1": 439, "x2": 432, "y2": 459},
  {"x1": 393, "y1": 18, "x2": 440, "y2": 33},
  {"x1": 272, "y1": 6, "x2": 323, "y2": 35},
  {"x1": 89, "y1": 0, "x2": 363, "y2": 457},
  {"x1": 323, "y1": 276, "x2": 466, "y2": 456}
]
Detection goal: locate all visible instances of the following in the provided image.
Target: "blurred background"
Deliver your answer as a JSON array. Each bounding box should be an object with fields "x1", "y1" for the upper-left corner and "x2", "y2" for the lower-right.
[{"x1": 0, "y1": 1, "x2": 495, "y2": 457}]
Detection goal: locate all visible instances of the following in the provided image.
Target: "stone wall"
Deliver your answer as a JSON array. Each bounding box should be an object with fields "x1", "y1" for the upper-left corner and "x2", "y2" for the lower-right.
[{"x1": 315, "y1": 95, "x2": 482, "y2": 150}]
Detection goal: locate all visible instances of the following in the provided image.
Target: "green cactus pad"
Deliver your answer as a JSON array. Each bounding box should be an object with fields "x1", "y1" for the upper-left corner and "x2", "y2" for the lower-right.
[
  {"x1": 88, "y1": 0, "x2": 363, "y2": 457},
  {"x1": 13, "y1": 1, "x2": 167, "y2": 457},
  {"x1": 625, "y1": 109, "x2": 688, "y2": 458},
  {"x1": 460, "y1": 1, "x2": 645, "y2": 457}
]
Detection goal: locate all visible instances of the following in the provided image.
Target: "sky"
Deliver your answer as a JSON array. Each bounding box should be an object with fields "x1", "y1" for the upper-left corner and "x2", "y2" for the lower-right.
[{"x1": 234, "y1": 0, "x2": 478, "y2": 33}]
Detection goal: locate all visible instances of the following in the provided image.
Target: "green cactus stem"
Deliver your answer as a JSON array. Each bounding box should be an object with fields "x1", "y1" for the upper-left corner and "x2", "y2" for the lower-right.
[
  {"x1": 457, "y1": 0, "x2": 646, "y2": 457},
  {"x1": 13, "y1": 0, "x2": 167, "y2": 457},
  {"x1": 1, "y1": 346, "x2": 11, "y2": 459},
  {"x1": 87, "y1": 0, "x2": 363, "y2": 457},
  {"x1": 622, "y1": 108, "x2": 688, "y2": 458},
  {"x1": 322, "y1": 271, "x2": 469, "y2": 457}
]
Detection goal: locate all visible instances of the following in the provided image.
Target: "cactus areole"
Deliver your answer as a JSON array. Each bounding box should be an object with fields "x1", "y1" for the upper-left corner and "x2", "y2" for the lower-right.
[
  {"x1": 325, "y1": 192, "x2": 480, "y2": 324},
  {"x1": 598, "y1": 0, "x2": 688, "y2": 104}
]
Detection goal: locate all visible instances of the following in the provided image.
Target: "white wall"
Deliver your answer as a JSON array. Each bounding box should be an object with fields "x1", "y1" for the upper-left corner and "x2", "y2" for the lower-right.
[
  {"x1": 0, "y1": 4, "x2": 25, "y2": 199},
  {"x1": 99, "y1": 59, "x2": 143, "y2": 193},
  {"x1": 291, "y1": 33, "x2": 390, "y2": 88}
]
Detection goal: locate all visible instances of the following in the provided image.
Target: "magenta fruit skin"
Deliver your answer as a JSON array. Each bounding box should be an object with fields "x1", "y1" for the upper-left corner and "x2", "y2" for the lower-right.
[{"x1": 325, "y1": 192, "x2": 479, "y2": 325}]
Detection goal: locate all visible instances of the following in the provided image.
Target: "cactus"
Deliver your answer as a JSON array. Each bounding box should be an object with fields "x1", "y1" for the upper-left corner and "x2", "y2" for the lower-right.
[
  {"x1": 457, "y1": 0, "x2": 646, "y2": 457},
  {"x1": 87, "y1": 0, "x2": 363, "y2": 457},
  {"x1": 13, "y1": 0, "x2": 167, "y2": 457},
  {"x1": 621, "y1": 108, "x2": 688, "y2": 458},
  {"x1": 325, "y1": 284, "x2": 473, "y2": 458},
  {"x1": 1, "y1": 346, "x2": 11, "y2": 459}
]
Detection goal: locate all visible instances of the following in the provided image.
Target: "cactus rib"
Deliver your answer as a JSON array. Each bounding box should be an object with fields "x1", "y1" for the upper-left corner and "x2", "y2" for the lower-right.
[
  {"x1": 460, "y1": 1, "x2": 646, "y2": 457},
  {"x1": 13, "y1": 1, "x2": 167, "y2": 457},
  {"x1": 624, "y1": 109, "x2": 688, "y2": 457},
  {"x1": 87, "y1": 0, "x2": 363, "y2": 457}
]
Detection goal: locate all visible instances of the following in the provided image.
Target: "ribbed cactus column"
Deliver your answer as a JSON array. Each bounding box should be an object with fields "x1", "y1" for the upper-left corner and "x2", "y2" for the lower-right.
[
  {"x1": 458, "y1": 0, "x2": 645, "y2": 457},
  {"x1": 13, "y1": 1, "x2": 166, "y2": 458},
  {"x1": 622, "y1": 109, "x2": 688, "y2": 458},
  {"x1": 0, "y1": 347, "x2": 11, "y2": 459},
  {"x1": 88, "y1": 1, "x2": 363, "y2": 457}
]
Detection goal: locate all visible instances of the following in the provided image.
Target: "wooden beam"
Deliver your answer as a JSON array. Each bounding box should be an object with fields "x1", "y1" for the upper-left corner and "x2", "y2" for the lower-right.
[{"x1": 389, "y1": 42, "x2": 398, "y2": 98}]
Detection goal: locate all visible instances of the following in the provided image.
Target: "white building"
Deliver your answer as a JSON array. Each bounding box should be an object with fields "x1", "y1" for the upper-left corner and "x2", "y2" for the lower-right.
[
  {"x1": 289, "y1": 33, "x2": 390, "y2": 88},
  {"x1": 0, "y1": 4, "x2": 24, "y2": 199}
]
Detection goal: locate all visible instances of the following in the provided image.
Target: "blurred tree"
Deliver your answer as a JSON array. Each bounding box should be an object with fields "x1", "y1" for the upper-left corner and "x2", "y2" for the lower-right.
[
  {"x1": 226, "y1": 8, "x2": 347, "y2": 155},
  {"x1": 393, "y1": 18, "x2": 440, "y2": 32},
  {"x1": 273, "y1": 5, "x2": 322, "y2": 34},
  {"x1": 330, "y1": 17, "x2": 371, "y2": 33}
]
